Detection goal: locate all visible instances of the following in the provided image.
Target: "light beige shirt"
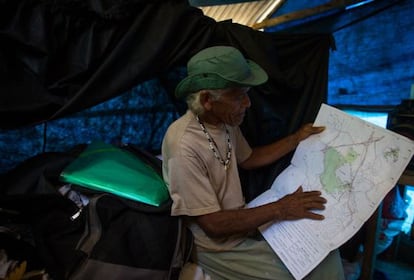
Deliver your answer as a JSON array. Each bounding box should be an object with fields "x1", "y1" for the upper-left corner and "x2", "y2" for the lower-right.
[{"x1": 162, "y1": 110, "x2": 252, "y2": 251}]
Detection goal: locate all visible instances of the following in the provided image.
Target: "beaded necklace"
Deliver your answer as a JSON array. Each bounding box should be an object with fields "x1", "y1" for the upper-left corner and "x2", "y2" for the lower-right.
[{"x1": 196, "y1": 115, "x2": 232, "y2": 170}]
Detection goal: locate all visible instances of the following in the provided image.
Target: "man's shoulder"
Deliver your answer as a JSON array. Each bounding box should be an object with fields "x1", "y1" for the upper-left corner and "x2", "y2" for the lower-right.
[
  {"x1": 164, "y1": 111, "x2": 200, "y2": 148},
  {"x1": 166, "y1": 111, "x2": 192, "y2": 134}
]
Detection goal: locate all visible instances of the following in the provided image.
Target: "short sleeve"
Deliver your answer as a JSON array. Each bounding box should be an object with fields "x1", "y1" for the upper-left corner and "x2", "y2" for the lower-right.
[{"x1": 167, "y1": 155, "x2": 222, "y2": 217}]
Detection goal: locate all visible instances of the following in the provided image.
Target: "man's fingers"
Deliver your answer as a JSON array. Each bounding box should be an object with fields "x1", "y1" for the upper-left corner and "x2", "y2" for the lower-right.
[
  {"x1": 295, "y1": 186, "x2": 303, "y2": 193},
  {"x1": 305, "y1": 212, "x2": 325, "y2": 220},
  {"x1": 305, "y1": 202, "x2": 326, "y2": 210},
  {"x1": 296, "y1": 190, "x2": 326, "y2": 203},
  {"x1": 311, "y1": 126, "x2": 325, "y2": 133}
]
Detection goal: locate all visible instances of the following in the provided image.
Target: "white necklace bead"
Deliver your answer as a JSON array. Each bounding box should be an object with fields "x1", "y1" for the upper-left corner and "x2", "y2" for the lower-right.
[{"x1": 196, "y1": 115, "x2": 232, "y2": 170}]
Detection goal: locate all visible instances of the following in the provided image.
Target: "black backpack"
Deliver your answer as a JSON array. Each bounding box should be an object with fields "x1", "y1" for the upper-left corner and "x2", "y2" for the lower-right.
[{"x1": 0, "y1": 144, "x2": 192, "y2": 280}]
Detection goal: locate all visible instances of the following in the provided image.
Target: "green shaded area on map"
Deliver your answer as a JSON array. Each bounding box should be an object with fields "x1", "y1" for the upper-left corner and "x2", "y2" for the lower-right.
[{"x1": 320, "y1": 147, "x2": 359, "y2": 193}]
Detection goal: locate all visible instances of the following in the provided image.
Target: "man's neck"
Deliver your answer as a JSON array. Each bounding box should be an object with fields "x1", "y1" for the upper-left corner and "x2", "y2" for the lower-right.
[{"x1": 196, "y1": 112, "x2": 222, "y2": 127}]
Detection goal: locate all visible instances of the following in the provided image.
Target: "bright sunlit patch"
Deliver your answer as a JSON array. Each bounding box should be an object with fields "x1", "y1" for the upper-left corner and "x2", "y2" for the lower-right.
[{"x1": 343, "y1": 110, "x2": 388, "y2": 128}]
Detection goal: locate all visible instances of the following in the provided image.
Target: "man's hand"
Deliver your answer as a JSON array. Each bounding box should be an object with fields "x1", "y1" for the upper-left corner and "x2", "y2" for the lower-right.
[
  {"x1": 195, "y1": 186, "x2": 327, "y2": 238},
  {"x1": 273, "y1": 186, "x2": 327, "y2": 221},
  {"x1": 294, "y1": 123, "x2": 325, "y2": 143}
]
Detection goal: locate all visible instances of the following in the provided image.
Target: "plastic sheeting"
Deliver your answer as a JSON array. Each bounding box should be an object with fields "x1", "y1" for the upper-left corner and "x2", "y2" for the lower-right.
[{"x1": 61, "y1": 141, "x2": 169, "y2": 206}]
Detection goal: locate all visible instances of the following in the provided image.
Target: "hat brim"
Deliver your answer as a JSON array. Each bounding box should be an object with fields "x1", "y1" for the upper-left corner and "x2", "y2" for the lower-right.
[{"x1": 175, "y1": 59, "x2": 268, "y2": 99}]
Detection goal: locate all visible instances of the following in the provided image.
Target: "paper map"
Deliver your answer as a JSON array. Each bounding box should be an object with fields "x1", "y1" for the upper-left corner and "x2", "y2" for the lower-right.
[{"x1": 248, "y1": 103, "x2": 414, "y2": 280}]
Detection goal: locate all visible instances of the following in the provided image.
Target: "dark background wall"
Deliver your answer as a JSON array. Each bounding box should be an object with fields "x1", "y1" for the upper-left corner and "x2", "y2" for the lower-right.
[
  {"x1": 328, "y1": 0, "x2": 414, "y2": 107},
  {"x1": 0, "y1": 70, "x2": 186, "y2": 174},
  {"x1": 267, "y1": 0, "x2": 414, "y2": 108}
]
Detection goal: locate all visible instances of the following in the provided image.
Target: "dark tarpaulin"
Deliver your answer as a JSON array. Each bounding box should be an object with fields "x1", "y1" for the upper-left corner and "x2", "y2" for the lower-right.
[
  {"x1": 0, "y1": 0, "x2": 214, "y2": 127},
  {"x1": 0, "y1": 0, "x2": 334, "y2": 200}
]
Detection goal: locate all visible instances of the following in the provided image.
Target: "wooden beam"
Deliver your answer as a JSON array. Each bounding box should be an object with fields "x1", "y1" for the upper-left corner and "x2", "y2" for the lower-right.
[{"x1": 251, "y1": 0, "x2": 376, "y2": 30}]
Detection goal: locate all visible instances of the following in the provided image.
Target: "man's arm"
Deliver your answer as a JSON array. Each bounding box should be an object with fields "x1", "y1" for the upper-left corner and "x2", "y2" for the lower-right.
[
  {"x1": 239, "y1": 123, "x2": 325, "y2": 170},
  {"x1": 196, "y1": 186, "x2": 326, "y2": 238}
]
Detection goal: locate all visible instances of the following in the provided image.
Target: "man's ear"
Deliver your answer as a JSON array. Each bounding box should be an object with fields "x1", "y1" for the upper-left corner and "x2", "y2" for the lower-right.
[{"x1": 200, "y1": 90, "x2": 213, "y2": 111}]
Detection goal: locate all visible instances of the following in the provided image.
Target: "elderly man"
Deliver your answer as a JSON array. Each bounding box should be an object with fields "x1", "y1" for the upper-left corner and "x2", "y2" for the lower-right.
[{"x1": 162, "y1": 46, "x2": 344, "y2": 280}]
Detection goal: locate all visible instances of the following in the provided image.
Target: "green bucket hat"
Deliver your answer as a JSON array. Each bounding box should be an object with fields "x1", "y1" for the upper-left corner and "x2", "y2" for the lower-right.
[{"x1": 175, "y1": 46, "x2": 268, "y2": 99}]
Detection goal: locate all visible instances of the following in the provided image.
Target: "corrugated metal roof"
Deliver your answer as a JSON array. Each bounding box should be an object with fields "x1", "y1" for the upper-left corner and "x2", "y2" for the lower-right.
[
  {"x1": 196, "y1": 0, "x2": 284, "y2": 28},
  {"x1": 193, "y1": 0, "x2": 379, "y2": 30}
]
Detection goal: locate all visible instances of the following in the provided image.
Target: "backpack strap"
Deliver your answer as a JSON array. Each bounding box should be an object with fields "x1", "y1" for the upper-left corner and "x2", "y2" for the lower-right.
[
  {"x1": 168, "y1": 217, "x2": 194, "y2": 279},
  {"x1": 76, "y1": 195, "x2": 103, "y2": 255}
]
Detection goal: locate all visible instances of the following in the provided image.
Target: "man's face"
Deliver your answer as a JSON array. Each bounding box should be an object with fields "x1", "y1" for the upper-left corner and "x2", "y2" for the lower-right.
[{"x1": 209, "y1": 87, "x2": 251, "y2": 126}]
